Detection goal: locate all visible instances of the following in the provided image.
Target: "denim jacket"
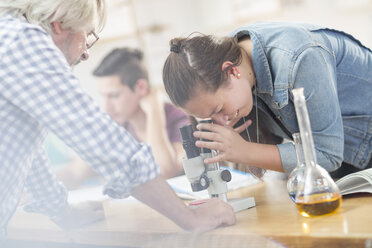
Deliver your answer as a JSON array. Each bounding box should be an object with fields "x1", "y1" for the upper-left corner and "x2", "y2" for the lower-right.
[{"x1": 230, "y1": 22, "x2": 372, "y2": 174}]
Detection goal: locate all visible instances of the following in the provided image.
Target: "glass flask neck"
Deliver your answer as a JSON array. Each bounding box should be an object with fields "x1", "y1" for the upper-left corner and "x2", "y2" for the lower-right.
[
  {"x1": 292, "y1": 88, "x2": 318, "y2": 168},
  {"x1": 292, "y1": 133, "x2": 305, "y2": 168}
]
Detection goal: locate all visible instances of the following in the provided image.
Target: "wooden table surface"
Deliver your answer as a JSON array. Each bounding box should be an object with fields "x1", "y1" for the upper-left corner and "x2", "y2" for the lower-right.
[{"x1": 6, "y1": 172, "x2": 372, "y2": 248}]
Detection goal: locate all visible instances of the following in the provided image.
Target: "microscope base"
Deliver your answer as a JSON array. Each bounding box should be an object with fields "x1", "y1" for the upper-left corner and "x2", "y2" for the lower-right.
[{"x1": 228, "y1": 197, "x2": 256, "y2": 212}]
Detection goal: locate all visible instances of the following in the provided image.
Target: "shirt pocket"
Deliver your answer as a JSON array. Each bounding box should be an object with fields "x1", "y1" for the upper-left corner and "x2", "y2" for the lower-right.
[{"x1": 270, "y1": 87, "x2": 296, "y2": 119}]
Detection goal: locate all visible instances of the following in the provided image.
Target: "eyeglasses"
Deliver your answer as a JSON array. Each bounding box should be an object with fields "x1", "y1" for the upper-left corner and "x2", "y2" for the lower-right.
[{"x1": 86, "y1": 31, "x2": 99, "y2": 49}]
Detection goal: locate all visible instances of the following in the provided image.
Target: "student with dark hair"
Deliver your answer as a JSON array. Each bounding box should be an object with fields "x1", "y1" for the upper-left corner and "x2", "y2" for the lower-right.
[
  {"x1": 162, "y1": 22, "x2": 372, "y2": 179},
  {"x1": 95, "y1": 48, "x2": 190, "y2": 179},
  {"x1": 59, "y1": 48, "x2": 189, "y2": 184}
]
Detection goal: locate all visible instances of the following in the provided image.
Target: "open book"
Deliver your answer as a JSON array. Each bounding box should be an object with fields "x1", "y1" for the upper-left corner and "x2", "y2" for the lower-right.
[
  {"x1": 66, "y1": 167, "x2": 259, "y2": 203},
  {"x1": 336, "y1": 168, "x2": 372, "y2": 195}
]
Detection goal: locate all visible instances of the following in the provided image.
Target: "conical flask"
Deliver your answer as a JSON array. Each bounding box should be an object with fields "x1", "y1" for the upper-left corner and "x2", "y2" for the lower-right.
[
  {"x1": 292, "y1": 88, "x2": 342, "y2": 217},
  {"x1": 287, "y1": 133, "x2": 306, "y2": 202}
]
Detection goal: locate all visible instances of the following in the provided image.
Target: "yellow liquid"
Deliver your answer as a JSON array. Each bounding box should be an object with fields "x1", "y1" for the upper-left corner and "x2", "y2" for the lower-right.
[{"x1": 296, "y1": 193, "x2": 342, "y2": 217}]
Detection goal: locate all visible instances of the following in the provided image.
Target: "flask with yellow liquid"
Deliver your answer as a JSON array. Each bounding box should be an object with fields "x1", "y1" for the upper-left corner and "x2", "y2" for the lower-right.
[{"x1": 292, "y1": 88, "x2": 342, "y2": 217}]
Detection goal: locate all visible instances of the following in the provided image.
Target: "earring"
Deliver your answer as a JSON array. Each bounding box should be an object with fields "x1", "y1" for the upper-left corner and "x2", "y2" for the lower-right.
[{"x1": 237, "y1": 73, "x2": 241, "y2": 78}]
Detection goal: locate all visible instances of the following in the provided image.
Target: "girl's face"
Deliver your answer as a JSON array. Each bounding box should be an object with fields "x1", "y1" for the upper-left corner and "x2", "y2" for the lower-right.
[{"x1": 183, "y1": 75, "x2": 254, "y2": 126}]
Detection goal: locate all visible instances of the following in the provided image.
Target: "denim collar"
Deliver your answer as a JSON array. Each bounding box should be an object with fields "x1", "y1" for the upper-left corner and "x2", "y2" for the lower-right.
[{"x1": 234, "y1": 29, "x2": 274, "y2": 97}]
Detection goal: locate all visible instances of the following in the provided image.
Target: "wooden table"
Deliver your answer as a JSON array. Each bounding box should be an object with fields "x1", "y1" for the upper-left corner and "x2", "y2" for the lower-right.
[{"x1": 6, "y1": 172, "x2": 372, "y2": 247}]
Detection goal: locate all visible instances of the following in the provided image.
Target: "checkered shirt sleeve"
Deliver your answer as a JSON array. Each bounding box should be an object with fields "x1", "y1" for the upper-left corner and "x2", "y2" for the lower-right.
[
  {"x1": 0, "y1": 14, "x2": 159, "y2": 219},
  {"x1": 23, "y1": 148, "x2": 69, "y2": 216}
]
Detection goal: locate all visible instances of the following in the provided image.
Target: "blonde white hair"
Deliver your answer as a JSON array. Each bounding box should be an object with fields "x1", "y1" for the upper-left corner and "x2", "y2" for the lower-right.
[{"x1": 0, "y1": 0, "x2": 106, "y2": 34}]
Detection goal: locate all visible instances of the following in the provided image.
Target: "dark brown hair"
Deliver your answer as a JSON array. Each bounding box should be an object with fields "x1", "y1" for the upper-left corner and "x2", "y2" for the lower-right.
[
  {"x1": 93, "y1": 47, "x2": 148, "y2": 90},
  {"x1": 163, "y1": 34, "x2": 243, "y2": 107}
]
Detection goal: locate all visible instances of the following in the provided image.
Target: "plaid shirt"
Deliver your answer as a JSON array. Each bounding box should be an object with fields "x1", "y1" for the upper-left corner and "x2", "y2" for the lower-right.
[{"x1": 0, "y1": 12, "x2": 158, "y2": 234}]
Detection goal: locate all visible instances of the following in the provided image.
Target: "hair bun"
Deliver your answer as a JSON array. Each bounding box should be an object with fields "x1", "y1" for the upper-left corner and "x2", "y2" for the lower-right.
[{"x1": 170, "y1": 44, "x2": 180, "y2": 53}]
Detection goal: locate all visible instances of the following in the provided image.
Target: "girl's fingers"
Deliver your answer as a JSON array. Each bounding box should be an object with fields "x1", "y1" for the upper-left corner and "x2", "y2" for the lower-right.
[
  {"x1": 234, "y1": 119, "x2": 252, "y2": 133},
  {"x1": 225, "y1": 118, "x2": 240, "y2": 128},
  {"x1": 196, "y1": 120, "x2": 251, "y2": 136},
  {"x1": 204, "y1": 153, "x2": 226, "y2": 164},
  {"x1": 193, "y1": 131, "x2": 224, "y2": 143},
  {"x1": 195, "y1": 140, "x2": 224, "y2": 151},
  {"x1": 196, "y1": 122, "x2": 226, "y2": 133}
]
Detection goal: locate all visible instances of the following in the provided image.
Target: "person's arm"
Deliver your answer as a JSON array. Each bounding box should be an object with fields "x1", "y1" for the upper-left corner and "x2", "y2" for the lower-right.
[
  {"x1": 170, "y1": 142, "x2": 186, "y2": 176},
  {"x1": 23, "y1": 148, "x2": 104, "y2": 228},
  {"x1": 54, "y1": 157, "x2": 97, "y2": 190},
  {"x1": 23, "y1": 148, "x2": 68, "y2": 216},
  {"x1": 141, "y1": 89, "x2": 184, "y2": 178},
  {"x1": 131, "y1": 175, "x2": 235, "y2": 232},
  {"x1": 278, "y1": 46, "x2": 343, "y2": 173}
]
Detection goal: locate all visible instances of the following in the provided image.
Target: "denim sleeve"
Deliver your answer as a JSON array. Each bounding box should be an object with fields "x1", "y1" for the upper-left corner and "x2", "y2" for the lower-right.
[
  {"x1": 280, "y1": 46, "x2": 344, "y2": 173},
  {"x1": 277, "y1": 142, "x2": 297, "y2": 174}
]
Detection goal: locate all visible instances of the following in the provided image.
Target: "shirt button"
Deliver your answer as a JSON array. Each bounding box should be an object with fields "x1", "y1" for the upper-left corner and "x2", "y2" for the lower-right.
[
  {"x1": 360, "y1": 160, "x2": 365, "y2": 165},
  {"x1": 274, "y1": 102, "x2": 279, "y2": 108},
  {"x1": 277, "y1": 115, "x2": 282, "y2": 120}
]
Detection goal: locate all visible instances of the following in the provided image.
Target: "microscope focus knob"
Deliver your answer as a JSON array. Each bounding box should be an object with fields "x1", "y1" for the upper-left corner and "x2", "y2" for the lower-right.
[
  {"x1": 190, "y1": 174, "x2": 210, "y2": 191},
  {"x1": 221, "y1": 170, "x2": 232, "y2": 182},
  {"x1": 200, "y1": 175, "x2": 208, "y2": 187}
]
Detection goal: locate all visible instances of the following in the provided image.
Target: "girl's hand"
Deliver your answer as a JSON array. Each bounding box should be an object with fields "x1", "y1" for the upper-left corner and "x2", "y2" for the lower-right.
[{"x1": 193, "y1": 120, "x2": 252, "y2": 164}]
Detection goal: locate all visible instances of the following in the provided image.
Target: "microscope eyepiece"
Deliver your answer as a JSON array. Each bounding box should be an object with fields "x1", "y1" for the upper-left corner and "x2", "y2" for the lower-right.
[
  {"x1": 179, "y1": 125, "x2": 200, "y2": 159},
  {"x1": 199, "y1": 119, "x2": 212, "y2": 125},
  {"x1": 199, "y1": 119, "x2": 212, "y2": 154}
]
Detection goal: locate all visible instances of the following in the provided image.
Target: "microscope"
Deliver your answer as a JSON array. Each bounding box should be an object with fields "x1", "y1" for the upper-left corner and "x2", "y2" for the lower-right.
[{"x1": 179, "y1": 120, "x2": 255, "y2": 212}]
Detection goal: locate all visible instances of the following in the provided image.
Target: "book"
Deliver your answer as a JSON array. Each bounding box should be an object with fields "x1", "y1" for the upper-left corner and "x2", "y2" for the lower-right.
[
  {"x1": 66, "y1": 167, "x2": 259, "y2": 203},
  {"x1": 336, "y1": 168, "x2": 372, "y2": 195},
  {"x1": 166, "y1": 167, "x2": 260, "y2": 200}
]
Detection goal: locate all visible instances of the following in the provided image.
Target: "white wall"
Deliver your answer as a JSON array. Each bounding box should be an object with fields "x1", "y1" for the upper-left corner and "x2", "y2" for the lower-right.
[
  {"x1": 74, "y1": 0, "x2": 372, "y2": 104},
  {"x1": 48, "y1": 0, "x2": 372, "y2": 164}
]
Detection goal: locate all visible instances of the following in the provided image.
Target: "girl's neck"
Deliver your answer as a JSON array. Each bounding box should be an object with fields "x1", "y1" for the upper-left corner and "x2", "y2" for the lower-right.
[
  {"x1": 238, "y1": 38, "x2": 253, "y2": 59},
  {"x1": 239, "y1": 39, "x2": 256, "y2": 89}
]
